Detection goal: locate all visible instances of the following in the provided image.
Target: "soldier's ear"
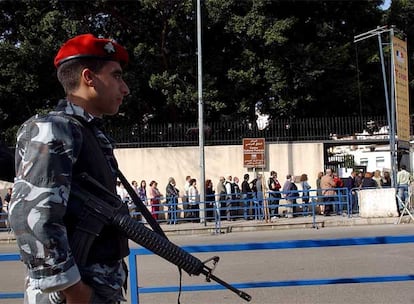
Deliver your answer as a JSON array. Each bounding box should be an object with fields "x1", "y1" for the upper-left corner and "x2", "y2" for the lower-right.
[{"x1": 81, "y1": 68, "x2": 94, "y2": 87}]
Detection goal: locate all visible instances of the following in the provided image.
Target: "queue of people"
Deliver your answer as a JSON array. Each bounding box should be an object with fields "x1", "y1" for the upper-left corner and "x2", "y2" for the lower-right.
[
  {"x1": 125, "y1": 166, "x2": 413, "y2": 223},
  {"x1": 123, "y1": 169, "x2": 338, "y2": 223}
]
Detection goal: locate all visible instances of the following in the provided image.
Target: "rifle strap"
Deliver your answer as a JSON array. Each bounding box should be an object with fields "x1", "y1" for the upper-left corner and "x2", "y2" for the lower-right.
[{"x1": 117, "y1": 170, "x2": 168, "y2": 239}]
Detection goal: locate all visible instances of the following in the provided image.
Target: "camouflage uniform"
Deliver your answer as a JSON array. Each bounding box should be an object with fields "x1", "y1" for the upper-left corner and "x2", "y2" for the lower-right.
[{"x1": 9, "y1": 100, "x2": 128, "y2": 304}]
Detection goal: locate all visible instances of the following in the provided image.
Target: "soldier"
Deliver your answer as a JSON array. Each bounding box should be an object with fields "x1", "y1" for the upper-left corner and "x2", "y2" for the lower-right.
[{"x1": 9, "y1": 34, "x2": 130, "y2": 304}]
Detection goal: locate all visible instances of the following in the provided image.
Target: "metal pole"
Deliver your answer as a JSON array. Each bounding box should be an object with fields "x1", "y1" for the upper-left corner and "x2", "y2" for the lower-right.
[
  {"x1": 377, "y1": 31, "x2": 391, "y2": 142},
  {"x1": 377, "y1": 29, "x2": 395, "y2": 187},
  {"x1": 389, "y1": 27, "x2": 397, "y2": 188},
  {"x1": 354, "y1": 26, "x2": 398, "y2": 187},
  {"x1": 197, "y1": 0, "x2": 206, "y2": 224}
]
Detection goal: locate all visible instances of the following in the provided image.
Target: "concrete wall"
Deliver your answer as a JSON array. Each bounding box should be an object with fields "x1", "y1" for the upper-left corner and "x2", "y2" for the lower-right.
[
  {"x1": 357, "y1": 188, "x2": 399, "y2": 218},
  {"x1": 114, "y1": 142, "x2": 325, "y2": 194}
]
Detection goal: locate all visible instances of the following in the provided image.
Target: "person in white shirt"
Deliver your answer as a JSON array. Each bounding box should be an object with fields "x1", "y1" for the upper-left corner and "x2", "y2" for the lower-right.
[
  {"x1": 183, "y1": 175, "x2": 191, "y2": 218},
  {"x1": 225, "y1": 176, "x2": 234, "y2": 221},
  {"x1": 397, "y1": 165, "x2": 411, "y2": 211},
  {"x1": 188, "y1": 178, "x2": 199, "y2": 222}
]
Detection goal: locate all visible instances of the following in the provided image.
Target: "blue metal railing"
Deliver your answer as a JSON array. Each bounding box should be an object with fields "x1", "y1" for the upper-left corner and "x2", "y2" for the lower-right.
[
  {"x1": 130, "y1": 188, "x2": 351, "y2": 229},
  {"x1": 2, "y1": 236, "x2": 414, "y2": 301}
]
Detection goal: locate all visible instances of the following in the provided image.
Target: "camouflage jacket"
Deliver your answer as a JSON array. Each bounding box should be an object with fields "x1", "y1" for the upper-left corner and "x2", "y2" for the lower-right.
[{"x1": 9, "y1": 100, "x2": 125, "y2": 297}]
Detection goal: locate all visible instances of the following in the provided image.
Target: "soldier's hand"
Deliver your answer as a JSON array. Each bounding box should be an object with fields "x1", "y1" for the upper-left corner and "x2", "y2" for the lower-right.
[{"x1": 62, "y1": 280, "x2": 93, "y2": 304}]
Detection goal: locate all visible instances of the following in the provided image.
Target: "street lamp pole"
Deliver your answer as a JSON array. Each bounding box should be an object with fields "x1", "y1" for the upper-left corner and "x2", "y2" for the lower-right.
[
  {"x1": 354, "y1": 26, "x2": 397, "y2": 187},
  {"x1": 197, "y1": 0, "x2": 206, "y2": 224}
]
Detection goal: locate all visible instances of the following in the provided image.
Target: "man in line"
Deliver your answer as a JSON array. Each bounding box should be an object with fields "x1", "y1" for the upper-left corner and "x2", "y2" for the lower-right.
[
  {"x1": 241, "y1": 174, "x2": 253, "y2": 220},
  {"x1": 397, "y1": 165, "x2": 411, "y2": 212},
  {"x1": 9, "y1": 34, "x2": 130, "y2": 304},
  {"x1": 225, "y1": 175, "x2": 235, "y2": 221},
  {"x1": 267, "y1": 171, "x2": 281, "y2": 218},
  {"x1": 320, "y1": 168, "x2": 337, "y2": 216},
  {"x1": 216, "y1": 176, "x2": 226, "y2": 219}
]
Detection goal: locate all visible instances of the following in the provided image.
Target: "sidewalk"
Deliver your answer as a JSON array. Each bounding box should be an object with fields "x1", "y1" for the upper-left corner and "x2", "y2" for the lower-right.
[
  {"x1": 0, "y1": 214, "x2": 411, "y2": 243},
  {"x1": 159, "y1": 214, "x2": 409, "y2": 236}
]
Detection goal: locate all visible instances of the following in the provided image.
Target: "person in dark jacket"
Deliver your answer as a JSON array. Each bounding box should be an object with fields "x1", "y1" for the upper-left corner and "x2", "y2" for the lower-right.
[
  {"x1": 166, "y1": 177, "x2": 179, "y2": 224},
  {"x1": 205, "y1": 179, "x2": 215, "y2": 221},
  {"x1": 361, "y1": 172, "x2": 377, "y2": 188},
  {"x1": 241, "y1": 174, "x2": 253, "y2": 220}
]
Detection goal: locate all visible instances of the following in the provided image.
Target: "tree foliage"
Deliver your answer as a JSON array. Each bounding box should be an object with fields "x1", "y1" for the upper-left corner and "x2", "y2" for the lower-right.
[{"x1": 0, "y1": 0, "x2": 412, "y2": 144}]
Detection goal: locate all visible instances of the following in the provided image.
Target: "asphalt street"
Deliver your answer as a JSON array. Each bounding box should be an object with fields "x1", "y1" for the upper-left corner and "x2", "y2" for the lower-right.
[{"x1": 1, "y1": 224, "x2": 413, "y2": 304}]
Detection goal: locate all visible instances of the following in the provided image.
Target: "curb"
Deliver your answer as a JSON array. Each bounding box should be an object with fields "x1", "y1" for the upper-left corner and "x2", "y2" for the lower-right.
[{"x1": 1, "y1": 216, "x2": 412, "y2": 242}]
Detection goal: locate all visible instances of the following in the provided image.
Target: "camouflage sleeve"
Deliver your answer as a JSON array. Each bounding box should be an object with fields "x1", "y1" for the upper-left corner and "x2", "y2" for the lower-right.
[{"x1": 9, "y1": 114, "x2": 83, "y2": 292}]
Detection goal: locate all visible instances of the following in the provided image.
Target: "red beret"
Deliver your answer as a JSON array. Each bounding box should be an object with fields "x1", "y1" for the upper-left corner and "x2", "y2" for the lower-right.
[{"x1": 54, "y1": 34, "x2": 129, "y2": 68}]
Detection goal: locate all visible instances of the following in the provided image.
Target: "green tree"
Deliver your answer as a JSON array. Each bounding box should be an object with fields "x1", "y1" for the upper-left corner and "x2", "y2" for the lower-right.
[{"x1": 0, "y1": 0, "x2": 397, "y2": 145}]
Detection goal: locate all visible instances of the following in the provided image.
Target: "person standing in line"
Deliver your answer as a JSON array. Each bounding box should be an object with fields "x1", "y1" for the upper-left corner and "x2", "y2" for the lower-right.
[
  {"x1": 131, "y1": 180, "x2": 139, "y2": 195},
  {"x1": 320, "y1": 168, "x2": 336, "y2": 216},
  {"x1": 241, "y1": 174, "x2": 253, "y2": 220},
  {"x1": 233, "y1": 176, "x2": 241, "y2": 219},
  {"x1": 149, "y1": 180, "x2": 162, "y2": 220},
  {"x1": 216, "y1": 176, "x2": 226, "y2": 219},
  {"x1": 282, "y1": 174, "x2": 297, "y2": 218},
  {"x1": 205, "y1": 179, "x2": 215, "y2": 221},
  {"x1": 255, "y1": 174, "x2": 264, "y2": 220},
  {"x1": 2, "y1": 187, "x2": 12, "y2": 230},
  {"x1": 188, "y1": 178, "x2": 199, "y2": 222},
  {"x1": 355, "y1": 171, "x2": 364, "y2": 188},
  {"x1": 138, "y1": 180, "x2": 148, "y2": 204},
  {"x1": 225, "y1": 175, "x2": 235, "y2": 221},
  {"x1": 182, "y1": 175, "x2": 191, "y2": 218},
  {"x1": 332, "y1": 172, "x2": 344, "y2": 214},
  {"x1": 116, "y1": 180, "x2": 129, "y2": 202},
  {"x1": 361, "y1": 172, "x2": 377, "y2": 188},
  {"x1": 382, "y1": 171, "x2": 392, "y2": 187},
  {"x1": 316, "y1": 171, "x2": 324, "y2": 214},
  {"x1": 3, "y1": 187, "x2": 12, "y2": 212},
  {"x1": 372, "y1": 170, "x2": 383, "y2": 188},
  {"x1": 165, "y1": 177, "x2": 179, "y2": 225},
  {"x1": 300, "y1": 174, "x2": 311, "y2": 216},
  {"x1": 0, "y1": 195, "x2": 3, "y2": 214},
  {"x1": 129, "y1": 181, "x2": 140, "y2": 219},
  {"x1": 397, "y1": 165, "x2": 411, "y2": 212},
  {"x1": 345, "y1": 171, "x2": 358, "y2": 214},
  {"x1": 8, "y1": 33, "x2": 130, "y2": 303},
  {"x1": 267, "y1": 171, "x2": 282, "y2": 218}
]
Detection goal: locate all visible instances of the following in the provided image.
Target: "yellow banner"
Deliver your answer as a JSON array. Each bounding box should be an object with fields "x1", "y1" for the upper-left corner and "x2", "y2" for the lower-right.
[{"x1": 393, "y1": 36, "x2": 410, "y2": 143}]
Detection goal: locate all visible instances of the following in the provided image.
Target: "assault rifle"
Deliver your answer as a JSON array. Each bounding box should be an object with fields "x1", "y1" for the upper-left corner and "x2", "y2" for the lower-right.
[{"x1": 70, "y1": 172, "x2": 252, "y2": 302}]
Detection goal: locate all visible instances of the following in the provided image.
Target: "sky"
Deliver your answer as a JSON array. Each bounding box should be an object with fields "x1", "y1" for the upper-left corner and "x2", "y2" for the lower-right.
[{"x1": 380, "y1": 0, "x2": 391, "y2": 10}]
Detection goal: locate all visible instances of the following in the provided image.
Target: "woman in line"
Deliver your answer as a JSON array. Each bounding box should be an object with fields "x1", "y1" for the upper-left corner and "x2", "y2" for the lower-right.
[
  {"x1": 149, "y1": 180, "x2": 162, "y2": 220},
  {"x1": 300, "y1": 174, "x2": 312, "y2": 216}
]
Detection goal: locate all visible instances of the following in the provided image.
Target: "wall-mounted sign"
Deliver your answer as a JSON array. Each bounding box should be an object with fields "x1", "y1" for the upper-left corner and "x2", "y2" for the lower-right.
[
  {"x1": 243, "y1": 138, "x2": 265, "y2": 168},
  {"x1": 393, "y1": 36, "x2": 410, "y2": 149}
]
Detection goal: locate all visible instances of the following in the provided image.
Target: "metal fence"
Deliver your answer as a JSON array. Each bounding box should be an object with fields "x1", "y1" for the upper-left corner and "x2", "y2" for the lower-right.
[
  {"x1": 3, "y1": 235, "x2": 414, "y2": 301},
  {"x1": 129, "y1": 235, "x2": 414, "y2": 304},
  {"x1": 130, "y1": 188, "x2": 352, "y2": 230},
  {"x1": 108, "y1": 116, "x2": 393, "y2": 147}
]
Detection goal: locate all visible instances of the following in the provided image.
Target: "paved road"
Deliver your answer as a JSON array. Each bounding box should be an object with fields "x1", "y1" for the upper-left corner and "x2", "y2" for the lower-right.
[{"x1": 1, "y1": 224, "x2": 414, "y2": 304}]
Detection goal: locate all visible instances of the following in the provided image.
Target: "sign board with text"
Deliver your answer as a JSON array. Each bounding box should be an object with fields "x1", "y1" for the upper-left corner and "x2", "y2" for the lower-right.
[
  {"x1": 393, "y1": 36, "x2": 410, "y2": 149},
  {"x1": 243, "y1": 138, "x2": 265, "y2": 168}
]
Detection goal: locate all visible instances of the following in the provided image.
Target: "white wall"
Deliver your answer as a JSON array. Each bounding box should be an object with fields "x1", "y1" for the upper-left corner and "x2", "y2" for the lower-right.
[{"x1": 114, "y1": 142, "x2": 325, "y2": 194}]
